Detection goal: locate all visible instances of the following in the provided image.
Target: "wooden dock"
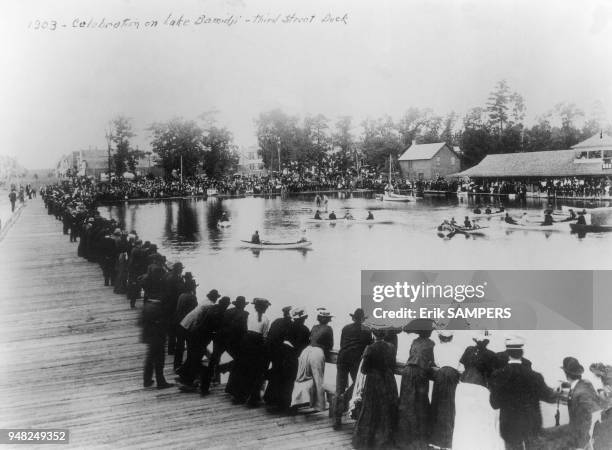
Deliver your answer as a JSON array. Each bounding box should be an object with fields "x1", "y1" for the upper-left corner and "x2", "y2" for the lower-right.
[{"x1": 0, "y1": 200, "x2": 354, "y2": 449}]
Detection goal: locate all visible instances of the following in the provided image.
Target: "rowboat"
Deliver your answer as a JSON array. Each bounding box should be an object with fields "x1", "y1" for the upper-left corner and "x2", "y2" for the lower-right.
[
  {"x1": 504, "y1": 222, "x2": 566, "y2": 232},
  {"x1": 570, "y1": 223, "x2": 612, "y2": 233},
  {"x1": 382, "y1": 192, "x2": 412, "y2": 202},
  {"x1": 239, "y1": 240, "x2": 313, "y2": 250}
]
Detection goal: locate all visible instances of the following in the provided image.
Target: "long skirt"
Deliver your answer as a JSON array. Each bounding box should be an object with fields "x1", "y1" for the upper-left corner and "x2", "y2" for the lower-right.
[
  {"x1": 263, "y1": 342, "x2": 298, "y2": 409},
  {"x1": 352, "y1": 369, "x2": 398, "y2": 449},
  {"x1": 429, "y1": 367, "x2": 460, "y2": 449},
  {"x1": 290, "y1": 346, "x2": 327, "y2": 411},
  {"x1": 226, "y1": 331, "x2": 267, "y2": 403},
  {"x1": 452, "y1": 382, "x2": 504, "y2": 450},
  {"x1": 397, "y1": 365, "x2": 431, "y2": 449}
]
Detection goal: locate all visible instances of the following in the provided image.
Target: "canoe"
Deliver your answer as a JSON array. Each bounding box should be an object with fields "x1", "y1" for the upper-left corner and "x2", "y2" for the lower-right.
[
  {"x1": 570, "y1": 223, "x2": 612, "y2": 233},
  {"x1": 454, "y1": 226, "x2": 489, "y2": 235},
  {"x1": 472, "y1": 211, "x2": 505, "y2": 219},
  {"x1": 382, "y1": 192, "x2": 412, "y2": 202},
  {"x1": 240, "y1": 240, "x2": 313, "y2": 250},
  {"x1": 303, "y1": 218, "x2": 337, "y2": 224},
  {"x1": 217, "y1": 221, "x2": 232, "y2": 228},
  {"x1": 505, "y1": 223, "x2": 566, "y2": 232},
  {"x1": 343, "y1": 218, "x2": 394, "y2": 225}
]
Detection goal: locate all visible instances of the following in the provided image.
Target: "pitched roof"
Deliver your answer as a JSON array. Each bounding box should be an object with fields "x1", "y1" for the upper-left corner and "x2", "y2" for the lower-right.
[
  {"x1": 571, "y1": 133, "x2": 612, "y2": 150},
  {"x1": 399, "y1": 142, "x2": 449, "y2": 161},
  {"x1": 450, "y1": 149, "x2": 610, "y2": 178}
]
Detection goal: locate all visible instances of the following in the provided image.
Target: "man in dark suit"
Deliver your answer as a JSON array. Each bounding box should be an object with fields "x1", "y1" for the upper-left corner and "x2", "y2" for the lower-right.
[
  {"x1": 540, "y1": 357, "x2": 603, "y2": 449},
  {"x1": 489, "y1": 336, "x2": 558, "y2": 450},
  {"x1": 333, "y1": 308, "x2": 372, "y2": 430}
]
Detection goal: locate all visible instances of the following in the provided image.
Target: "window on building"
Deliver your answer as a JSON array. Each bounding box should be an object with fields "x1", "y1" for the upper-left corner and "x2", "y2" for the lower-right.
[
  {"x1": 436, "y1": 156, "x2": 441, "y2": 165},
  {"x1": 604, "y1": 150, "x2": 612, "y2": 158},
  {"x1": 450, "y1": 157, "x2": 456, "y2": 165},
  {"x1": 589, "y1": 150, "x2": 602, "y2": 159}
]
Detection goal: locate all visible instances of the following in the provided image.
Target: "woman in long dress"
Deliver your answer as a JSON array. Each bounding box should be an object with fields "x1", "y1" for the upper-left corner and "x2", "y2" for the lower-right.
[
  {"x1": 352, "y1": 329, "x2": 398, "y2": 449},
  {"x1": 226, "y1": 298, "x2": 271, "y2": 406},
  {"x1": 452, "y1": 332, "x2": 504, "y2": 450},
  {"x1": 291, "y1": 308, "x2": 333, "y2": 412},
  {"x1": 397, "y1": 329, "x2": 435, "y2": 450}
]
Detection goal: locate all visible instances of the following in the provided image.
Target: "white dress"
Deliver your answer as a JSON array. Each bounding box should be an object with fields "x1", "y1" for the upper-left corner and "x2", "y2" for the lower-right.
[{"x1": 452, "y1": 382, "x2": 505, "y2": 450}]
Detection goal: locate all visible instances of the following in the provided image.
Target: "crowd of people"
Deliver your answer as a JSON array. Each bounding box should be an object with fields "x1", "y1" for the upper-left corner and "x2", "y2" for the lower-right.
[
  {"x1": 460, "y1": 177, "x2": 612, "y2": 199},
  {"x1": 39, "y1": 180, "x2": 612, "y2": 450}
]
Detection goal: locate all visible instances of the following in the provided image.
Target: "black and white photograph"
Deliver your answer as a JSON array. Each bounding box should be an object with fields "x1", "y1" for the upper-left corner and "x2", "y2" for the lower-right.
[{"x1": 1, "y1": 0, "x2": 612, "y2": 448}]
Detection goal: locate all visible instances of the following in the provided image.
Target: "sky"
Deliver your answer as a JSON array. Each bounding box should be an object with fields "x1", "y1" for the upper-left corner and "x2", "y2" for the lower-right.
[{"x1": 1, "y1": 0, "x2": 612, "y2": 169}]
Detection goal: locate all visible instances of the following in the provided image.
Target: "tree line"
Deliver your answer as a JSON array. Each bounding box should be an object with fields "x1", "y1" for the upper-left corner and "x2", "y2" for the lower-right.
[{"x1": 107, "y1": 81, "x2": 610, "y2": 178}]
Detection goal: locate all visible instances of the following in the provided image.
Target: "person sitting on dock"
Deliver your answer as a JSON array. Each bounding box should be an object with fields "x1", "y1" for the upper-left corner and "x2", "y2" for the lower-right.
[
  {"x1": 577, "y1": 210, "x2": 587, "y2": 225},
  {"x1": 329, "y1": 211, "x2": 337, "y2": 220},
  {"x1": 504, "y1": 213, "x2": 519, "y2": 225},
  {"x1": 366, "y1": 211, "x2": 374, "y2": 220},
  {"x1": 463, "y1": 216, "x2": 471, "y2": 228},
  {"x1": 251, "y1": 230, "x2": 261, "y2": 244},
  {"x1": 313, "y1": 210, "x2": 322, "y2": 220},
  {"x1": 542, "y1": 212, "x2": 554, "y2": 226}
]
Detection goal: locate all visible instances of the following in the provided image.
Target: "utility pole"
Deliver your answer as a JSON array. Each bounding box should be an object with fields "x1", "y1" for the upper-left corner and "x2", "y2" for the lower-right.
[
  {"x1": 105, "y1": 123, "x2": 113, "y2": 182},
  {"x1": 180, "y1": 154, "x2": 183, "y2": 184},
  {"x1": 277, "y1": 136, "x2": 281, "y2": 173}
]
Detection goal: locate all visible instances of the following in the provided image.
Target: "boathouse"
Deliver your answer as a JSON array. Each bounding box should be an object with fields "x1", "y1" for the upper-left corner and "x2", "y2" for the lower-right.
[
  {"x1": 451, "y1": 133, "x2": 612, "y2": 180},
  {"x1": 398, "y1": 142, "x2": 460, "y2": 180}
]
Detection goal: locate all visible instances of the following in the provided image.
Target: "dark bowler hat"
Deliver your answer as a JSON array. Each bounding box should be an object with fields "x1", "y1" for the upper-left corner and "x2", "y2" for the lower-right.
[
  {"x1": 561, "y1": 357, "x2": 584, "y2": 377},
  {"x1": 207, "y1": 289, "x2": 220, "y2": 301},
  {"x1": 232, "y1": 296, "x2": 246, "y2": 307},
  {"x1": 350, "y1": 308, "x2": 367, "y2": 321},
  {"x1": 282, "y1": 305, "x2": 293, "y2": 314},
  {"x1": 172, "y1": 261, "x2": 184, "y2": 270},
  {"x1": 252, "y1": 297, "x2": 271, "y2": 307}
]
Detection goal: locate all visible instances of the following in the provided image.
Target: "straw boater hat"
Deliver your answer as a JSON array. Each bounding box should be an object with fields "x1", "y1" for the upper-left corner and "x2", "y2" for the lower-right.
[
  {"x1": 438, "y1": 330, "x2": 454, "y2": 338},
  {"x1": 290, "y1": 307, "x2": 308, "y2": 320},
  {"x1": 316, "y1": 307, "x2": 333, "y2": 318},
  {"x1": 504, "y1": 334, "x2": 525, "y2": 349},
  {"x1": 473, "y1": 331, "x2": 489, "y2": 342}
]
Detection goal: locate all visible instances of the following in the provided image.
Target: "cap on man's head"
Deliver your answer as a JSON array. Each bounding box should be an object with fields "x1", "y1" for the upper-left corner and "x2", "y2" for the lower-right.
[{"x1": 505, "y1": 334, "x2": 525, "y2": 349}]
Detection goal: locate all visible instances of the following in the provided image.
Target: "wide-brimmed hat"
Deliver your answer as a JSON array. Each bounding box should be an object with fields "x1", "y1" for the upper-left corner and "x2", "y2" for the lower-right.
[
  {"x1": 282, "y1": 305, "x2": 293, "y2": 315},
  {"x1": 252, "y1": 297, "x2": 271, "y2": 307},
  {"x1": 561, "y1": 356, "x2": 584, "y2": 377},
  {"x1": 290, "y1": 307, "x2": 308, "y2": 320},
  {"x1": 316, "y1": 307, "x2": 333, "y2": 318},
  {"x1": 207, "y1": 289, "x2": 220, "y2": 301},
  {"x1": 232, "y1": 296, "x2": 246, "y2": 307},
  {"x1": 438, "y1": 330, "x2": 454, "y2": 338},
  {"x1": 172, "y1": 261, "x2": 184, "y2": 270},
  {"x1": 113, "y1": 228, "x2": 122, "y2": 236},
  {"x1": 350, "y1": 308, "x2": 366, "y2": 321}
]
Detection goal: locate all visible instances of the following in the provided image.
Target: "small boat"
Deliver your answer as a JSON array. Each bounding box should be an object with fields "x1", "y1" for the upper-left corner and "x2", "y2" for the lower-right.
[
  {"x1": 570, "y1": 223, "x2": 612, "y2": 233},
  {"x1": 303, "y1": 217, "x2": 337, "y2": 224},
  {"x1": 504, "y1": 222, "x2": 565, "y2": 232},
  {"x1": 343, "y1": 218, "x2": 394, "y2": 225},
  {"x1": 217, "y1": 221, "x2": 232, "y2": 228},
  {"x1": 240, "y1": 240, "x2": 313, "y2": 250},
  {"x1": 382, "y1": 191, "x2": 412, "y2": 202},
  {"x1": 454, "y1": 226, "x2": 489, "y2": 235}
]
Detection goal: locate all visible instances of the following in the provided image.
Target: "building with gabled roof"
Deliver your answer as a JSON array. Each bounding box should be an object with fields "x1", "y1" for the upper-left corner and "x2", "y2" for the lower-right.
[{"x1": 398, "y1": 141, "x2": 460, "y2": 180}]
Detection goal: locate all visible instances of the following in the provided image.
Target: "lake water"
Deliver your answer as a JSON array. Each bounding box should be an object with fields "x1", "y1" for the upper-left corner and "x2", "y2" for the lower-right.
[{"x1": 100, "y1": 193, "x2": 612, "y2": 409}]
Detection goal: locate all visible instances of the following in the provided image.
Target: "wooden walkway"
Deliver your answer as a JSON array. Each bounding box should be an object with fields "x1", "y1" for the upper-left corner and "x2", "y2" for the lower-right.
[{"x1": 0, "y1": 200, "x2": 353, "y2": 449}]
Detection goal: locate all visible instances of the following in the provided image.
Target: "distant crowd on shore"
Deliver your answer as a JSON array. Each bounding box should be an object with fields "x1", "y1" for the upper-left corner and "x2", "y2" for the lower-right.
[
  {"x1": 39, "y1": 180, "x2": 612, "y2": 449},
  {"x1": 462, "y1": 177, "x2": 612, "y2": 199}
]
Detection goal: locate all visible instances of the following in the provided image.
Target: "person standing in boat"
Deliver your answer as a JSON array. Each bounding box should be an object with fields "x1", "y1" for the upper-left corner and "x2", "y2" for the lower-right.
[
  {"x1": 291, "y1": 308, "x2": 334, "y2": 412},
  {"x1": 542, "y1": 211, "x2": 554, "y2": 226},
  {"x1": 577, "y1": 210, "x2": 587, "y2": 225},
  {"x1": 323, "y1": 195, "x2": 329, "y2": 212},
  {"x1": 251, "y1": 230, "x2": 261, "y2": 244},
  {"x1": 315, "y1": 194, "x2": 322, "y2": 207}
]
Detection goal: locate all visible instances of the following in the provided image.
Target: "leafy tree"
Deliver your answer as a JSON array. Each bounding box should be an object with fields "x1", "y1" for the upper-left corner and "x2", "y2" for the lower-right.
[
  {"x1": 255, "y1": 109, "x2": 300, "y2": 172},
  {"x1": 397, "y1": 108, "x2": 431, "y2": 147},
  {"x1": 332, "y1": 116, "x2": 355, "y2": 171},
  {"x1": 201, "y1": 124, "x2": 239, "y2": 178},
  {"x1": 148, "y1": 118, "x2": 204, "y2": 178},
  {"x1": 360, "y1": 116, "x2": 402, "y2": 170}
]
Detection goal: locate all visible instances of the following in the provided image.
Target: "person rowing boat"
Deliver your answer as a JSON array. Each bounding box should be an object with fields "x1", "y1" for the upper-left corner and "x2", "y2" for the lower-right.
[
  {"x1": 463, "y1": 216, "x2": 471, "y2": 228},
  {"x1": 313, "y1": 210, "x2": 322, "y2": 220},
  {"x1": 251, "y1": 230, "x2": 261, "y2": 244},
  {"x1": 504, "y1": 213, "x2": 519, "y2": 225},
  {"x1": 343, "y1": 210, "x2": 354, "y2": 220},
  {"x1": 366, "y1": 211, "x2": 374, "y2": 220},
  {"x1": 329, "y1": 211, "x2": 337, "y2": 220}
]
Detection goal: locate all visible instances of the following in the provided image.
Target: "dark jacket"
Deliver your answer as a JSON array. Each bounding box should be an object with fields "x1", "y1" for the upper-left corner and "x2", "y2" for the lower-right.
[
  {"x1": 489, "y1": 363, "x2": 557, "y2": 445},
  {"x1": 337, "y1": 322, "x2": 372, "y2": 368},
  {"x1": 567, "y1": 379, "x2": 603, "y2": 448}
]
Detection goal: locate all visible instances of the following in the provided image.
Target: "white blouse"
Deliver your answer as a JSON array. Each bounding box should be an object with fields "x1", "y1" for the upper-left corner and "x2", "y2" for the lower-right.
[{"x1": 247, "y1": 312, "x2": 270, "y2": 337}]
